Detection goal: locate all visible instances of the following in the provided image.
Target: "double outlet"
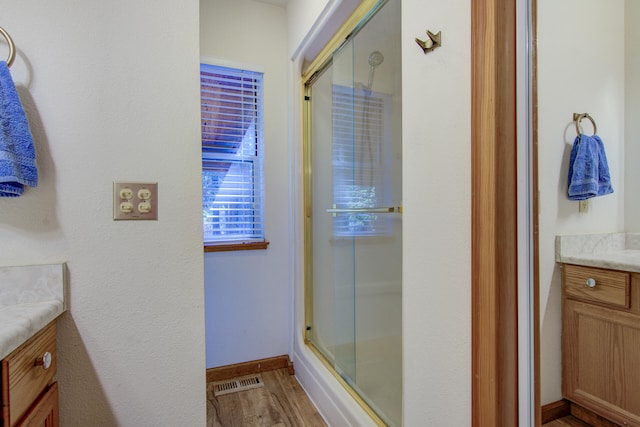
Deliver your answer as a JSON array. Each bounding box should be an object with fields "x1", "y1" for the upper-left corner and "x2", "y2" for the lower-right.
[{"x1": 113, "y1": 182, "x2": 158, "y2": 220}]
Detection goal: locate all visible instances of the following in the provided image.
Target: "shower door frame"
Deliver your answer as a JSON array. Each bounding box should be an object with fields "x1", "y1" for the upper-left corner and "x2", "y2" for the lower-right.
[{"x1": 301, "y1": 1, "x2": 397, "y2": 425}]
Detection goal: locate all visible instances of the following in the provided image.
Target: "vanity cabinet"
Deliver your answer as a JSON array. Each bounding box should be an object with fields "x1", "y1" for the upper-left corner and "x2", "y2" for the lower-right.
[
  {"x1": 1, "y1": 322, "x2": 59, "y2": 427},
  {"x1": 562, "y1": 264, "x2": 640, "y2": 426}
]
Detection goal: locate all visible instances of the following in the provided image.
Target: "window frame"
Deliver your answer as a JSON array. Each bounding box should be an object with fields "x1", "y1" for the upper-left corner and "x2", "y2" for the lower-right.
[{"x1": 200, "y1": 59, "x2": 269, "y2": 252}]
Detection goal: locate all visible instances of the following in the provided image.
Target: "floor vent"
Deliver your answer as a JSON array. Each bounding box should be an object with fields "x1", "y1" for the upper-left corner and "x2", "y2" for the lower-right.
[{"x1": 211, "y1": 374, "x2": 264, "y2": 396}]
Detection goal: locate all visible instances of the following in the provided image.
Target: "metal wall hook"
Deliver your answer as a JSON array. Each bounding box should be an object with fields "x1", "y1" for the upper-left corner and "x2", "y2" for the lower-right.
[{"x1": 415, "y1": 30, "x2": 442, "y2": 54}]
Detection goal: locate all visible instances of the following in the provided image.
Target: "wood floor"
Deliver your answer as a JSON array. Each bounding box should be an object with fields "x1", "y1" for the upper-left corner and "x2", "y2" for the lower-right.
[
  {"x1": 207, "y1": 371, "x2": 601, "y2": 427},
  {"x1": 544, "y1": 416, "x2": 591, "y2": 427},
  {"x1": 206, "y1": 368, "x2": 327, "y2": 427}
]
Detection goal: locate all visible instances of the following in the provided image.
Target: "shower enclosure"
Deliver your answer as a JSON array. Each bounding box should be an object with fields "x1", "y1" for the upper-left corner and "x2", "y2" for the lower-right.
[{"x1": 303, "y1": 1, "x2": 402, "y2": 425}]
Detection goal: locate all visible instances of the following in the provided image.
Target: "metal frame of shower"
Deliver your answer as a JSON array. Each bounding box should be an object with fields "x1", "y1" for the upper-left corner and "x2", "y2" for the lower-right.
[{"x1": 301, "y1": 0, "x2": 391, "y2": 425}]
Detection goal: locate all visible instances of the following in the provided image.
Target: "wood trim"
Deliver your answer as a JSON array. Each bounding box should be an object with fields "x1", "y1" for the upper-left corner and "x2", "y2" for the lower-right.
[
  {"x1": 541, "y1": 400, "x2": 571, "y2": 424},
  {"x1": 471, "y1": 0, "x2": 519, "y2": 425},
  {"x1": 206, "y1": 355, "x2": 294, "y2": 383},
  {"x1": 531, "y1": 0, "x2": 541, "y2": 424},
  {"x1": 204, "y1": 241, "x2": 270, "y2": 253},
  {"x1": 570, "y1": 403, "x2": 620, "y2": 427},
  {"x1": 542, "y1": 400, "x2": 620, "y2": 427},
  {"x1": 1, "y1": 357, "x2": 9, "y2": 426}
]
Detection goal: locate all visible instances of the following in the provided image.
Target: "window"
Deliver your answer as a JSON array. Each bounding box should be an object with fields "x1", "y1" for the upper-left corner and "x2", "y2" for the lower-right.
[{"x1": 200, "y1": 63, "x2": 266, "y2": 251}]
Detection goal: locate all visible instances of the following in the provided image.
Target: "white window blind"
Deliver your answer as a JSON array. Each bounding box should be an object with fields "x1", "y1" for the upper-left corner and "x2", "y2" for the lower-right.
[
  {"x1": 332, "y1": 85, "x2": 392, "y2": 237},
  {"x1": 201, "y1": 63, "x2": 265, "y2": 244}
]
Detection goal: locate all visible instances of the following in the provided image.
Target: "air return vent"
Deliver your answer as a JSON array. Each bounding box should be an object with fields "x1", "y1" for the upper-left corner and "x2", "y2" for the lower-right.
[{"x1": 212, "y1": 374, "x2": 264, "y2": 396}]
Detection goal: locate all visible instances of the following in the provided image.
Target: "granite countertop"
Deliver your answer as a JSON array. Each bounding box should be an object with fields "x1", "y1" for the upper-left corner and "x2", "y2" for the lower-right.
[
  {"x1": 0, "y1": 263, "x2": 67, "y2": 360},
  {"x1": 556, "y1": 232, "x2": 640, "y2": 273}
]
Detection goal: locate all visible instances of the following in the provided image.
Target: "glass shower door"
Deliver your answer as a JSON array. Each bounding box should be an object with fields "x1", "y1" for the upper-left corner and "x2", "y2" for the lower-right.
[
  {"x1": 307, "y1": 38, "x2": 357, "y2": 385},
  {"x1": 328, "y1": 36, "x2": 358, "y2": 386},
  {"x1": 306, "y1": 0, "x2": 401, "y2": 425}
]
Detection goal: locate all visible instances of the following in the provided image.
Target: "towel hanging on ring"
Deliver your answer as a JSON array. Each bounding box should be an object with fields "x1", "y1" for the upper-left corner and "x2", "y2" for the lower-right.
[
  {"x1": 0, "y1": 60, "x2": 38, "y2": 197},
  {"x1": 567, "y1": 113, "x2": 613, "y2": 200}
]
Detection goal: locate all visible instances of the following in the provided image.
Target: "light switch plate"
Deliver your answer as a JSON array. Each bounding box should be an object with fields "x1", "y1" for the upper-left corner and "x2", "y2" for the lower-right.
[{"x1": 113, "y1": 182, "x2": 158, "y2": 220}]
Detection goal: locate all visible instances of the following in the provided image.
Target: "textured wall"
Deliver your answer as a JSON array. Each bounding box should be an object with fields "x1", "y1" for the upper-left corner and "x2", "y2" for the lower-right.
[
  {"x1": 625, "y1": 0, "x2": 640, "y2": 232},
  {"x1": 0, "y1": 1, "x2": 206, "y2": 425},
  {"x1": 401, "y1": 0, "x2": 471, "y2": 424}
]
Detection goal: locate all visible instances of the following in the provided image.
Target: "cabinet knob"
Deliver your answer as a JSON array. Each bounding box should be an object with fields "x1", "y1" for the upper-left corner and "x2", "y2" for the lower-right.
[
  {"x1": 585, "y1": 278, "x2": 597, "y2": 288},
  {"x1": 35, "y1": 351, "x2": 52, "y2": 370}
]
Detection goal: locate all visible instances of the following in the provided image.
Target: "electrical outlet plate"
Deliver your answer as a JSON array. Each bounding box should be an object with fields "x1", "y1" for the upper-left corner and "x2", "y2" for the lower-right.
[
  {"x1": 578, "y1": 199, "x2": 589, "y2": 213},
  {"x1": 113, "y1": 182, "x2": 158, "y2": 220}
]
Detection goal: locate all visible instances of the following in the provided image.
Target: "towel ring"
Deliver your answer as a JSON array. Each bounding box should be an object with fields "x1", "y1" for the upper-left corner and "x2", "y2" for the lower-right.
[
  {"x1": 573, "y1": 113, "x2": 597, "y2": 136},
  {"x1": 0, "y1": 26, "x2": 15, "y2": 67}
]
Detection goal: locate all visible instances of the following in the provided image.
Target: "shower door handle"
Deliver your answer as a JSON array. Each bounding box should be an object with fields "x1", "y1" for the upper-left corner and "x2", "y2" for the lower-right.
[{"x1": 325, "y1": 206, "x2": 401, "y2": 214}]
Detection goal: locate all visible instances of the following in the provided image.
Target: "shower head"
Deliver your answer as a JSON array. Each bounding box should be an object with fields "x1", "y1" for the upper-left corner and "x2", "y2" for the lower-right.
[
  {"x1": 366, "y1": 51, "x2": 384, "y2": 90},
  {"x1": 368, "y1": 51, "x2": 384, "y2": 67}
]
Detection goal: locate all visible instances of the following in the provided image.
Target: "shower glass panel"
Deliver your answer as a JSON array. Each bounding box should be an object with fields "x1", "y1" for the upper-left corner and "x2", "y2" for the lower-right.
[
  {"x1": 305, "y1": 1, "x2": 402, "y2": 425},
  {"x1": 329, "y1": 35, "x2": 358, "y2": 386}
]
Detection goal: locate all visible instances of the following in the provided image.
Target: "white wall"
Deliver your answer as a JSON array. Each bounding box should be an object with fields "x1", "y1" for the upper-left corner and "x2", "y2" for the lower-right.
[
  {"x1": 200, "y1": 0, "x2": 292, "y2": 368},
  {"x1": 288, "y1": 0, "x2": 472, "y2": 424},
  {"x1": 538, "y1": 0, "x2": 626, "y2": 404},
  {"x1": 625, "y1": 1, "x2": 640, "y2": 231},
  {"x1": 401, "y1": 0, "x2": 471, "y2": 424},
  {"x1": 0, "y1": 1, "x2": 205, "y2": 426},
  {"x1": 287, "y1": 0, "x2": 335, "y2": 56}
]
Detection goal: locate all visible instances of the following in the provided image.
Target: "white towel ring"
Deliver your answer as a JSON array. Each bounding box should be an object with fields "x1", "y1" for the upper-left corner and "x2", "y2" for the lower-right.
[
  {"x1": 0, "y1": 26, "x2": 15, "y2": 67},
  {"x1": 573, "y1": 113, "x2": 597, "y2": 136}
]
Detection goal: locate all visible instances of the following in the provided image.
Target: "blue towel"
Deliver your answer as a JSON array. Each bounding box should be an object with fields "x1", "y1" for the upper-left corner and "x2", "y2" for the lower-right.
[
  {"x1": 567, "y1": 134, "x2": 613, "y2": 200},
  {"x1": 0, "y1": 60, "x2": 37, "y2": 197}
]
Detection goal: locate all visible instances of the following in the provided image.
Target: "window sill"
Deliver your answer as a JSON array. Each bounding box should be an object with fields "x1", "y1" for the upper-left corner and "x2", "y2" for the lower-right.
[{"x1": 204, "y1": 241, "x2": 270, "y2": 253}]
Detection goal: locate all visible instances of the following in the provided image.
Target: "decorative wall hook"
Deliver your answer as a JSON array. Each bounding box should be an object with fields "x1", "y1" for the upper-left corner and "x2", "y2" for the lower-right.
[{"x1": 415, "y1": 30, "x2": 442, "y2": 54}]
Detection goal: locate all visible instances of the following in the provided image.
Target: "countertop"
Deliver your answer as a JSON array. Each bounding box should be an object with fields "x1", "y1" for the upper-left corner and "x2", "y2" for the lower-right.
[
  {"x1": 556, "y1": 232, "x2": 640, "y2": 273},
  {"x1": 0, "y1": 263, "x2": 67, "y2": 360}
]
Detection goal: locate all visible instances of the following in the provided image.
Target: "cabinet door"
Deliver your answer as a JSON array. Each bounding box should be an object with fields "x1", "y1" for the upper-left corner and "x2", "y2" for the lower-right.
[
  {"x1": 563, "y1": 299, "x2": 640, "y2": 426},
  {"x1": 2, "y1": 322, "x2": 57, "y2": 427},
  {"x1": 16, "y1": 383, "x2": 58, "y2": 427}
]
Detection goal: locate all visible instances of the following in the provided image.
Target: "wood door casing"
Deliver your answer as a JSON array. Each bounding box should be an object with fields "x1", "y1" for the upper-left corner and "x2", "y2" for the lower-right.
[{"x1": 471, "y1": 0, "x2": 521, "y2": 425}]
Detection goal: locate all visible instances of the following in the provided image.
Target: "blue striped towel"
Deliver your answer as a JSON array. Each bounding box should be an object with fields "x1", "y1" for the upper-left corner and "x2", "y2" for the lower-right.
[{"x1": 0, "y1": 60, "x2": 37, "y2": 197}]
